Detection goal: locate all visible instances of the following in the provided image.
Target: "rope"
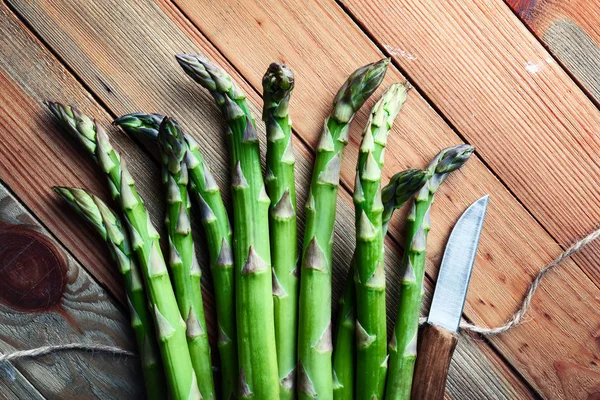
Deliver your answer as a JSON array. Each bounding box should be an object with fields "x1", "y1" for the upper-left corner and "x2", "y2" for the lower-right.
[{"x1": 0, "y1": 343, "x2": 135, "y2": 362}]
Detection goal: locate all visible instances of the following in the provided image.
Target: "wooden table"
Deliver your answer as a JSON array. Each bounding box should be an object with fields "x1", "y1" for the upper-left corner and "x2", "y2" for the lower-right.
[{"x1": 1, "y1": 0, "x2": 599, "y2": 398}]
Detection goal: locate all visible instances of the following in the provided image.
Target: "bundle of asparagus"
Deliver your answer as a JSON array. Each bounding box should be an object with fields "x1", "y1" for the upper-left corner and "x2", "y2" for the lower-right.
[{"x1": 50, "y1": 55, "x2": 474, "y2": 400}]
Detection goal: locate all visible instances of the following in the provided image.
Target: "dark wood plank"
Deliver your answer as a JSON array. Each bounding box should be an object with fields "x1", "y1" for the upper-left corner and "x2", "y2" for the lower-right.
[
  {"x1": 0, "y1": 183, "x2": 143, "y2": 398},
  {"x1": 0, "y1": 2, "x2": 173, "y2": 306},
  {"x1": 507, "y1": 0, "x2": 600, "y2": 103}
]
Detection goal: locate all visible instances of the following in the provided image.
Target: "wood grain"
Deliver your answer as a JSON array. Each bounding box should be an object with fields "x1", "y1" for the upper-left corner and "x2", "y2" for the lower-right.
[
  {"x1": 0, "y1": 2, "x2": 171, "y2": 306},
  {"x1": 165, "y1": 0, "x2": 600, "y2": 397},
  {"x1": 506, "y1": 0, "x2": 600, "y2": 102},
  {"x1": 339, "y1": 0, "x2": 600, "y2": 289},
  {"x1": 0, "y1": 361, "x2": 45, "y2": 400},
  {"x1": 411, "y1": 324, "x2": 459, "y2": 400},
  {"x1": 0, "y1": 183, "x2": 143, "y2": 398},
  {"x1": 0, "y1": 0, "x2": 535, "y2": 397}
]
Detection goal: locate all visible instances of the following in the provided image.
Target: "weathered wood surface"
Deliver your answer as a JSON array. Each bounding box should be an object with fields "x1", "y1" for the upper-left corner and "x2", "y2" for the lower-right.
[
  {"x1": 507, "y1": 0, "x2": 600, "y2": 103},
  {"x1": 1, "y1": 0, "x2": 599, "y2": 397},
  {"x1": 0, "y1": 1, "x2": 534, "y2": 398},
  {"x1": 0, "y1": 183, "x2": 143, "y2": 398}
]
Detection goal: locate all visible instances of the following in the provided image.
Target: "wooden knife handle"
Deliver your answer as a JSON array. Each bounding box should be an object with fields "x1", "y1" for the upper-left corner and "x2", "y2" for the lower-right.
[{"x1": 410, "y1": 323, "x2": 459, "y2": 400}]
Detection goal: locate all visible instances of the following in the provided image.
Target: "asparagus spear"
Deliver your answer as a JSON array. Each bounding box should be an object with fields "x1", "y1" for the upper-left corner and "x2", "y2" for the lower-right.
[
  {"x1": 262, "y1": 63, "x2": 298, "y2": 399},
  {"x1": 47, "y1": 102, "x2": 201, "y2": 400},
  {"x1": 353, "y1": 84, "x2": 408, "y2": 399},
  {"x1": 53, "y1": 187, "x2": 167, "y2": 400},
  {"x1": 333, "y1": 168, "x2": 428, "y2": 400},
  {"x1": 385, "y1": 144, "x2": 474, "y2": 399},
  {"x1": 297, "y1": 58, "x2": 389, "y2": 399},
  {"x1": 176, "y1": 54, "x2": 279, "y2": 399},
  {"x1": 332, "y1": 268, "x2": 356, "y2": 400},
  {"x1": 114, "y1": 113, "x2": 238, "y2": 399},
  {"x1": 158, "y1": 118, "x2": 215, "y2": 399}
]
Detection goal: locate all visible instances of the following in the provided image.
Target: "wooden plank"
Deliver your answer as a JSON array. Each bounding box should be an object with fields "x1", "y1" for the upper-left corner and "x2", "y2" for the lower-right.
[
  {"x1": 339, "y1": 0, "x2": 600, "y2": 286},
  {"x1": 0, "y1": 183, "x2": 143, "y2": 398},
  {"x1": 140, "y1": 0, "x2": 600, "y2": 397},
  {"x1": 0, "y1": 2, "x2": 173, "y2": 306},
  {"x1": 0, "y1": 0, "x2": 218, "y2": 340},
  {"x1": 0, "y1": 358, "x2": 45, "y2": 400},
  {"x1": 506, "y1": 0, "x2": 600, "y2": 103},
  {"x1": 0, "y1": 0, "x2": 534, "y2": 398},
  {"x1": 327, "y1": 0, "x2": 600, "y2": 396}
]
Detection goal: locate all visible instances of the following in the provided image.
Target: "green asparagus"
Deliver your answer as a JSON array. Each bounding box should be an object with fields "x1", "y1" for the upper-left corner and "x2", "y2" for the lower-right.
[
  {"x1": 262, "y1": 62, "x2": 298, "y2": 399},
  {"x1": 53, "y1": 187, "x2": 167, "y2": 400},
  {"x1": 333, "y1": 167, "x2": 427, "y2": 400},
  {"x1": 48, "y1": 102, "x2": 200, "y2": 400},
  {"x1": 158, "y1": 118, "x2": 215, "y2": 399},
  {"x1": 298, "y1": 58, "x2": 389, "y2": 400},
  {"x1": 114, "y1": 112, "x2": 238, "y2": 399},
  {"x1": 353, "y1": 83, "x2": 408, "y2": 399},
  {"x1": 385, "y1": 144, "x2": 474, "y2": 399},
  {"x1": 176, "y1": 54, "x2": 279, "y2": 399}
]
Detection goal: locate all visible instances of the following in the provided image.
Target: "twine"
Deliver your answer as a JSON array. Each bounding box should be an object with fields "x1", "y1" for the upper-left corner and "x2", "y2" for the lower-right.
[
  {"x1": 0, "y1": 343, "x2": 135, "y2": 363},
  {"x1": 2, "y1": 227, "x2": 600, "y2": 363}
]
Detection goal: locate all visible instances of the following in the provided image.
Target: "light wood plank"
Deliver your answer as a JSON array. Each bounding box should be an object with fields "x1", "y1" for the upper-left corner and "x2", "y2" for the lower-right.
[
  {"x1": 339, "y1": 0, "x2": 600, "y2": 284},
  {"x1": 338, "y1": 0, "x2": 600, "y2": 397},
  {"x1": 0, "y1": 0, "x2": 534, "y2": 397},
  {"x1": 155, "y1": 0, "x2": 600, "y2": 397},
  {"x1": 507, "y1": 0, "x2": 600, "y2": 103},
  {"x1": 0, "y1": 183, "x2": 143, "y2": 398}
]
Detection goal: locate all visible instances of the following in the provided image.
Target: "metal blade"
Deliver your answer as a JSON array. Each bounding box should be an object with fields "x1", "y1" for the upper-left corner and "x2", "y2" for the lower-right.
[{"x1": 427, "y1": 195, "x2": 489, "y2": 332}]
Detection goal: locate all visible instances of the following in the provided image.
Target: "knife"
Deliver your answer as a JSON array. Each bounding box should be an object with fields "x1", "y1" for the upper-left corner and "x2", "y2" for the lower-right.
[{"x1": 411, "y1": 195, "x2": 489, "y2": 400}]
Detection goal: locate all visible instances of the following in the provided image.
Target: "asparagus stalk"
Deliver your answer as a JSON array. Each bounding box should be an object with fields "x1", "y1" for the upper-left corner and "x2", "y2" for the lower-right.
[
  {"x1": 353, "y1": 84, "x2": 408, "y2": 399},
  {"x1": 332, "y1": 267, "x2": 356, "y2": 400},
  {"x1": 53, "y1": 187, "x2": 167, "y2": 400},
  {"x1": 176, "y1": 54, "x2": 279, "y2": 399},
  {"x1": 297, "y1": 58, "x2": 389, "y2": 399},
  {"x1": 47, "y1": 102, "x2": 200, "y2": 400},
  {"x1": 262, "y1": 63, "x2": 298, "y2": 399},
  {"x1": 333, "y1": 168, "x2": 428, "y2": 400},
  {"x1": 157, "y1": 118, "x2": 215, "y2": 399},
  {"x1": 114, "y1": 113, "x2": 238, "y2": 399},
  {"x1": 385, "y1": 144, "x2": 474, "y2": 399}
]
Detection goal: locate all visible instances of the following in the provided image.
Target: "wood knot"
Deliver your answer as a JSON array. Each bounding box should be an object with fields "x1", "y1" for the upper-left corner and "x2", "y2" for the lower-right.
[{"x1": 0, "y1": 225, "x2": 67, "y2": 311}]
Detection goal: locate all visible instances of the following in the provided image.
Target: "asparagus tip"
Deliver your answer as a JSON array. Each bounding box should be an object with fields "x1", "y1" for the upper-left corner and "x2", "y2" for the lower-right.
[
  {"x1": 262, "y1": 62, "x2": 295, "y2": 121},
  {"x1": 332, "y1": 58, "x2": 390, "y2": 123}
]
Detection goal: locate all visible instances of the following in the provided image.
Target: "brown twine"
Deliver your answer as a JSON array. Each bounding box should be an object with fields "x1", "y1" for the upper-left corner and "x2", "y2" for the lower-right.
[
  {"x1": 0, "y1": 343, "x2": 135, "y2": 362},
  {"x1": 2, "y1": 227, "x2": 599, "y2": 363}
]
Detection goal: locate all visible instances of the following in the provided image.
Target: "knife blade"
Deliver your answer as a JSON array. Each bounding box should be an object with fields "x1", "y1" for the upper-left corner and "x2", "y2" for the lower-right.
[
  {"x1": 411, "y1": 195, "x2": 489, "y2": 400},
  {"x1": 428, "y1": 194, "x2": 489, "y2": 332}
]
